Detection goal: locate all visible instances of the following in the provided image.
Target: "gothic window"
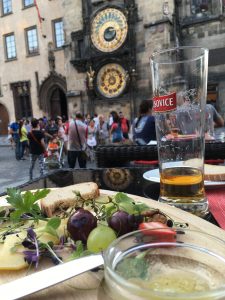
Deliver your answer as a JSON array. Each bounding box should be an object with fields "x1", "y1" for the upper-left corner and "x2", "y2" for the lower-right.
[
  {"x1": 4, "y1": 33, "x2": 16, "y2": 60},
  {"x1": 11, "y1": 82, "x2": 33, "y2": 119},
  {"x1": 2, "y1": 0, "x2": 12, "y2": 15},
  {"x1": 191, "y1": 0, "x2": 211, "y2": 14},
  {"x1": 53, "y1": 19, "x2": 64, "y2": 48},
  {"x1": 23, "y1": 0, "x2": 34, "y2": 7},
  {"x1": 25, "y1": 26, "x2": 39, "y2": 55}
]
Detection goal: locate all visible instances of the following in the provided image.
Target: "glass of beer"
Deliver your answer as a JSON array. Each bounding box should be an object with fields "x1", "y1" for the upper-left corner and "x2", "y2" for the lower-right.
[{"x1": 150, "y1": 47, "x2": 209, "y2": 217}]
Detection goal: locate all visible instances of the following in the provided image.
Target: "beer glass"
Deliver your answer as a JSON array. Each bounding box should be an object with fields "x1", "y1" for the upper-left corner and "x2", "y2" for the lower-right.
[{"x1": 150, "y1": 47, "x2": 209, "y2": 217}]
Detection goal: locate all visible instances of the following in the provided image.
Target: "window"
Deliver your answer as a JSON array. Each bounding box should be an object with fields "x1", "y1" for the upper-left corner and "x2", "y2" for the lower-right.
[
  {"x1": 25, "y1": 26, "x2": 39, "y2": 55},
  {"x1": 191, "y1": 0, "x2": 211, "y2": 14},
  {"x1": 23, "y1": 0, "x2": 34, "y2": 7},
  {"x1": 5, "y1": 33, "x2": 16, "y2": 60},
  {"x1": 53, "y1": 19, "x2": 65, "y2": 48},
  {"x1": 11, "y1": 81, "x2": 33, "y2": 120},
  {"x1": 2, "y1": 0, "x2": 12, "y2": 15}
]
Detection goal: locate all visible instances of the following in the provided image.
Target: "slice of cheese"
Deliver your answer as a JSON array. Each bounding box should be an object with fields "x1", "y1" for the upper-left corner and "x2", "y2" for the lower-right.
[
  {"x1": 0, "y1": 218, "x2": 68, "y2": 271},
  {"x1": 0, "y1": 233, "x2": 28, "y2": 270}
]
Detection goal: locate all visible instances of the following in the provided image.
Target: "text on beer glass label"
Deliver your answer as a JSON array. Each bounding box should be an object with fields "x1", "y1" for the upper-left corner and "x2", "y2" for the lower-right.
[{"x1": 153, "y1": 92, "x2": 177, "y2": 113}]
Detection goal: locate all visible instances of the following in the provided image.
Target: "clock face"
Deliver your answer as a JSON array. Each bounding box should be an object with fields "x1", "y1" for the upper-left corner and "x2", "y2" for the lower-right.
[
  {"x1": 91, "y1": 8, "x2": 128, "y2": 53},
  {"x1": 96, "y1": 63, "x2": 128, "y2": 98}
]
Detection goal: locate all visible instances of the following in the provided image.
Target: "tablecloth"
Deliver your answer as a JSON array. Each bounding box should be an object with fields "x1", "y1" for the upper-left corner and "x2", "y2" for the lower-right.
[{"x1": 206, "y1": 188, "x2": 225, "y2": 229}]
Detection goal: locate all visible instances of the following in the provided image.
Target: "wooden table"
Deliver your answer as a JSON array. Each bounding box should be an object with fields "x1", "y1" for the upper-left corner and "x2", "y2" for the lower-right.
[{"x1": 0, "y1": 190, "x2": 225, "y2": 300}]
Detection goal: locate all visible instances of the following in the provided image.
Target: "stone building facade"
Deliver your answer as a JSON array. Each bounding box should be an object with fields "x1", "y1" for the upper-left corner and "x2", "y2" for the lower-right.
[
  {"x1": 62, "y1": 0, "x2": 175, "y2": 119},
  {"x1": 177, "y1": 0, "x2": 225, "y2": 119},
  {"x1": 0, "y1": 0, "x2": 66, "y2": 134},
  {"x1": 63, "y1": 0, "x2": 225, "y2": 120},
  {"x1": 1, "y1": 0, "x2": 225, "y2": 134}
]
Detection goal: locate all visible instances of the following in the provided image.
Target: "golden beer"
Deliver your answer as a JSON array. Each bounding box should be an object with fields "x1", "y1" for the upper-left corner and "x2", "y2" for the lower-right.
[{"x1": 160, "y1": 166, "x2": 205, "y2": 203}]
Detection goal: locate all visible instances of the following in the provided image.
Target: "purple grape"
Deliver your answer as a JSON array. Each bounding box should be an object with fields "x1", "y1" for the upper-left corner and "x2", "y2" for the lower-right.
[
  {"x1": 67, "y1": 208, "x2": 97, "y2": 243},
  {"x1": 127, "y1": 214, "x2": 144, "y2": 230},
  {"x1": 107, "y1": 211, "x2": 133, "y2": 236}
]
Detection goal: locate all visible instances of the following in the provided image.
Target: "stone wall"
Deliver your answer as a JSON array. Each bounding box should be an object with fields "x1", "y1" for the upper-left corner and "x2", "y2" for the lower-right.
[
  {"x1": 181, "y1": 19, "x2": 225, "y2": 119},
  {"x1": 0, "y1": 0, "x2": 66, "y2": 122}
]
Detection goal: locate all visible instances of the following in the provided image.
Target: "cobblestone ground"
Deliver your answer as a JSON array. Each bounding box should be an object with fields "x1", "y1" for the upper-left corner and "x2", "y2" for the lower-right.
[{"x1": 0, "y1": 143, "x2": 96, "y2": 195}]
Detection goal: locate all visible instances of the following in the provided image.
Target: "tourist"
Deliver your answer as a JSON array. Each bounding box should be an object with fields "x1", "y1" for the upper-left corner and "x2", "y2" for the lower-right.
[
  {"x1": 28, "y1": 118, "x2": 46, "y2": 180},
  {"x1": 67, "y1": 112, "x2": 88, "y2": 168},
  {"x1": 108, "y1": 112, "x2": 114, "y2": 129},
  {"x1": 84, "y1": 113, "x2": 91, "y2": 125},
  {"x1": 7, "y1": 123, "x2": 14, "y2": 150},
  {"x1": 57, "y1": 116, "x2": 68, "y2": 154},
  {"x1": 19, "y1": 120, "x2": 28, "y2": 160},
  {"x1": 10, "y1": 119, "x2": 20, "y2": 160},
  {"x1": 119, "y1": 111, "x2": 130, "y2": 139},
  {"x1": 133, "y1": 100, "x2": 156, "y2": 145},
  {"x1": 45, "y1": 118, "x2": 58, "y2": 142},
  {"x1": 24, "y1": 119, "x2": 31, "y2": 133},
  {"x1": 93, "y1": 113, "x2": 99, "y2": 128},
  {"x1": 38, "y1": 118, "x2": 46, "y2": 131},
  {"x1": 110, "y1": 112, "x2": 124, "y2": 143},
  {"x1": 205, "y1": 103, "x2": 224, "y2": 139},
  {"x1": 87, "y1": 118, "x2": 97, "y2": 161},
  {"x1": 96, "y1": 114, "x2": 109, "y2": 145}
]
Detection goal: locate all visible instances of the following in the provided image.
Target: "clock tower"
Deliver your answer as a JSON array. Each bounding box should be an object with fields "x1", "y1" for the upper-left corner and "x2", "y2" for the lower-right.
[{"x1": 71, "y1": 0, "x2": 137, "y2": 118}]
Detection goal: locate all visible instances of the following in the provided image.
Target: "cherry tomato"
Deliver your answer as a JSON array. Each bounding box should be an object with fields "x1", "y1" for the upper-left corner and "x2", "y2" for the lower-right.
[{"x1": 138, "y1": 221, "x2": 176, "y2": 243}]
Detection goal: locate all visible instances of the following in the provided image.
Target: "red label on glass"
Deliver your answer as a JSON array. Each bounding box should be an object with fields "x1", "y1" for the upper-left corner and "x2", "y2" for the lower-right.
[{"x1": 153, "y1": 92, "x2": 177, "y2": 113}]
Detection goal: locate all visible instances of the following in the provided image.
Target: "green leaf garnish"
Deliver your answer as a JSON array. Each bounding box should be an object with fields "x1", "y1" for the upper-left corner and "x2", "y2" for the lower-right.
[
  {"x1": 47, "y1": 217, "x2": 61, "y2": 230},
  {"x1": 36, "y1": 217, "x2": 61, "y2": 238},
  {"x1": 114, "y1": 192, "x2": 134, "y2": 204},
  {"x1": 133, "y1": 203, "x2": 150, "y2": 214},
  {"x1": 68, "y1": 241, "x2": 92, "y2": 261},
  {"x1": 116, "y1": 255, "x2": 148, "y2": 280},
  {"x1": 6, "y1": 188, "x2": 50, "y2": 222}
]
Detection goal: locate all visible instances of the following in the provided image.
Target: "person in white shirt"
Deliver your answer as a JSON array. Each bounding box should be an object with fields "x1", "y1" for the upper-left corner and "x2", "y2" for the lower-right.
[
  {"x1": 67, "y1": 113, "x2": 88, "y2": 168},
  {"x1": 205, "y1": 103, "x2": 224, "y2": 139},
  {"x1": 93, "y1": 113, "x2": 99, "y2": 129}
]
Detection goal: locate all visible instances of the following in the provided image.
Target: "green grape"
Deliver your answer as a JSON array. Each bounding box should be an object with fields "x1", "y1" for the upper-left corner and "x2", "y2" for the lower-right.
[
  {"x1": 118, "y1": 201, "x2": 135, "y2": 214},
  {"x1": 87, "y1": 225, "x2": 117, "y2": 253},
  {"x1": 105, "y1": 202, "x2": 117, "y2": 217}
]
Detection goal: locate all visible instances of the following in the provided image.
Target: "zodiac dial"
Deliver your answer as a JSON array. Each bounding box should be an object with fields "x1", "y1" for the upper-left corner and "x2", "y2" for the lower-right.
[
  {"x1": 91, "y1": 8, "x2": 128, "y2": 53},
  {"x1": 96, "y1": 63, "x2": 128, "y2": 98}
]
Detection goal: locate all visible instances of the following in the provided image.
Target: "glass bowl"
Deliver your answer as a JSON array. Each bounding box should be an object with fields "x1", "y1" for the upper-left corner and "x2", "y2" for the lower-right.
[{"x1": 103, "y1": 228, "x2": 225, "y2": 300}]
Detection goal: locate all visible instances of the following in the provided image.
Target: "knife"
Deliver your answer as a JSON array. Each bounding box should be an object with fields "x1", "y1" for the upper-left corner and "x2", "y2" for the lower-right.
[{"x1": 0, "y1": 254, "x2": 104, "y2": 300}]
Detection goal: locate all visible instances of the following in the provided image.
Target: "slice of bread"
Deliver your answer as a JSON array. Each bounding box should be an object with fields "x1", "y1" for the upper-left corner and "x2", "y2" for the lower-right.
[
  {"x1": 40, "y1": 182, "x2": 100, "y2": 217},
  {"x1": 204, "y1": 164, "x2": 225, "y2": 181},
  {"x1": 183, "y1": 159, "x2": 225, "y2": 181}
]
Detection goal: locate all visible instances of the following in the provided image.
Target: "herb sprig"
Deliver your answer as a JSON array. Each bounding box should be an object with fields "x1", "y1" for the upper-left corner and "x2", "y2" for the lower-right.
[{"x1": 6, "y1": 188, "x2": 50, "y2": 222}]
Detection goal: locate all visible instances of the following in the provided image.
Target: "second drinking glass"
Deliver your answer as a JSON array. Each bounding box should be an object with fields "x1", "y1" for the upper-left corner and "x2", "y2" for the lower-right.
[{"x1": 150, "y1": 46, "x2": 209, "y2": 217}]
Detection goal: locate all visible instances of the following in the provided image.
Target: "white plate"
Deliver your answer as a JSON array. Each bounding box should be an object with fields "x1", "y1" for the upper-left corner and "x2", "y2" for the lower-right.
[{"x1": 143, "y1": 169, "x2": 225, "y2": 187}]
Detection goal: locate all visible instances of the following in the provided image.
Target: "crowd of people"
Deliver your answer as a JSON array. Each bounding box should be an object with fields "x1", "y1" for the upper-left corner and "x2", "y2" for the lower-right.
[
  {"x1": 8, "y1": 106, "x2": 151, "y2": 180},
  {"x1": 8, "y1": 99, "x2": 224, "y2": 180}
]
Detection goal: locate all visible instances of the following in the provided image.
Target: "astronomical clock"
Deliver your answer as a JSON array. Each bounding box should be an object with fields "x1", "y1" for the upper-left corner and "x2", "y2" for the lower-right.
[
  {"x1": 90, "y1": 8, "x2": 128, "y2": 53},
  {"x1": 96, "y1": 63, "x2": 128, "y2": 99},
  {"x1": 71, "y1": 0, "x2": 137, "y2": 114}
]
